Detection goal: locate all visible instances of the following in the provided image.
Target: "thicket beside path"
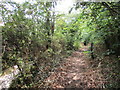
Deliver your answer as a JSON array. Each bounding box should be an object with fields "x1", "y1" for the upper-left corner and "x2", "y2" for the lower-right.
[{"x1": 43, "y1": 45, "x2": 106, "y2": 88}]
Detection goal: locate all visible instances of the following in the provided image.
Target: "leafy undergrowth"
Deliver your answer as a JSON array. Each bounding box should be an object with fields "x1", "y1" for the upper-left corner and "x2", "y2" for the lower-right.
[
  {"x1": 89, "y1": 55, "x2": 120, "y2": 88},
  {"x1": 10, "y1": 54, "x2": 66, "y2": 88}
]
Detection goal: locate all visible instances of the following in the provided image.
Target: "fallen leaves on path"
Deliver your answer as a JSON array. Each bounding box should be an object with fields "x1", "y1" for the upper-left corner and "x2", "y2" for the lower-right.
[{"x1": 43, "y1": 46, "x2": 106, "y2": 88}]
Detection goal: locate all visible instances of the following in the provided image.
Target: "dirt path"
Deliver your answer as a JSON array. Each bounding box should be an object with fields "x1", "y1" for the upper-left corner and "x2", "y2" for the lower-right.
[{"x1": 44, "y1": 45, "x2": 106, "y2": 88}]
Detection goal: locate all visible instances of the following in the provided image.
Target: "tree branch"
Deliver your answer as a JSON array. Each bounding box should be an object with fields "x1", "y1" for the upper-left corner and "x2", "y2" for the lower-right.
[{"x1": 102, "y1": 2, "x2": 119, "y2": 15}]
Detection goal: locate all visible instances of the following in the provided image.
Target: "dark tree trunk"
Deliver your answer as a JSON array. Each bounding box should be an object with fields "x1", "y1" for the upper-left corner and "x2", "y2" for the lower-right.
[
  {"x1": 104, "y1": 38, "x2": 110, "y2": 49},
  {"x1": 84, "y1": 41, "x2": 87, "y2": 46},
  {"x1": 90, "y1": 42, "x2": 94, "y2": 59}
]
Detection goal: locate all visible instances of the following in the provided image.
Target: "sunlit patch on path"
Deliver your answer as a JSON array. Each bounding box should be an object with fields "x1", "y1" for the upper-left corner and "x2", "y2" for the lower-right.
[{"x1": 44, "y1": 45, "x2": 106, "y2": 88}]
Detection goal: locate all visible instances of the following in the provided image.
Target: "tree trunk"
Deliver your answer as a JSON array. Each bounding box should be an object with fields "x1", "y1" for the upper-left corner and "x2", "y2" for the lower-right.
[{"x1": 90, "y1": 42, "x2": 94, "y2": 59}]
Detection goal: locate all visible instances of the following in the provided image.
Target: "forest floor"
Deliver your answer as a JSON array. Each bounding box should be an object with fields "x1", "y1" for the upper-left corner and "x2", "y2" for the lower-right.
[
  {"x1": 43, "y1": 44, "x2": 107, "y2": 88},
  {"x1": 1, "y1": 44, "x2": 119, "y2": 89}
]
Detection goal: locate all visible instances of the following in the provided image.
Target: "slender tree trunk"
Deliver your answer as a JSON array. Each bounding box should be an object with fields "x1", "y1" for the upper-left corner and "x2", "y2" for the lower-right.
[
  {"x1": 90, "y1": 42, "x2": 94, "y2": 59},
  {"x1": 45, "y1": 4, "x2": 51, "y2": 49}
]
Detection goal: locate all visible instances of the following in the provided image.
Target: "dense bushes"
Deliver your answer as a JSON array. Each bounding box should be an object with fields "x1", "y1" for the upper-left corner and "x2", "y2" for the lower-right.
[{"x1": 1, "y1": 1, "x2": 81, "y2": 88}]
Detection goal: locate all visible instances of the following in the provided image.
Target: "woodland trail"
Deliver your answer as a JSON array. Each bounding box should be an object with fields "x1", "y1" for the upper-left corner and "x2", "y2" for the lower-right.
[{"x1": 44, "y1": 45, "x2": 106, "y2": 88}]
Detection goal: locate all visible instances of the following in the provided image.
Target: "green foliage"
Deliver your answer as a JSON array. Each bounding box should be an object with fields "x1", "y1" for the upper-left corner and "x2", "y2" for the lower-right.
[
  {"x1": 1, "y1": 1, "x2": 67, "y2": 88},
  {"x1": 73, "y1": 2, "x2": 120, "y2": 55},
  {"x1": 1, "y1": 0, "x2": 120, "y2": 88}
]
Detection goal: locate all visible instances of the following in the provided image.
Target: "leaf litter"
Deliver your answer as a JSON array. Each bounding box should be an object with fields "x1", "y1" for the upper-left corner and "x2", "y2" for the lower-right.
[{"x1": 43, "y1": 45, "x2": 106, "y2": 88}]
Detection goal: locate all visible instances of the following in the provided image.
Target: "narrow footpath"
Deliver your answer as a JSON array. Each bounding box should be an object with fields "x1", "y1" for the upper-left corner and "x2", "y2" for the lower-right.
[{"x1": 44, "y1": 45, "x2": 106, "y2": 88}]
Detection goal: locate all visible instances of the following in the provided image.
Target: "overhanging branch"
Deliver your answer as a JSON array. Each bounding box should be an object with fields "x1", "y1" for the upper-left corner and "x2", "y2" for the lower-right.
[{"x1": 102, "y1": 2, "x2": 119, "y2": 15}]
